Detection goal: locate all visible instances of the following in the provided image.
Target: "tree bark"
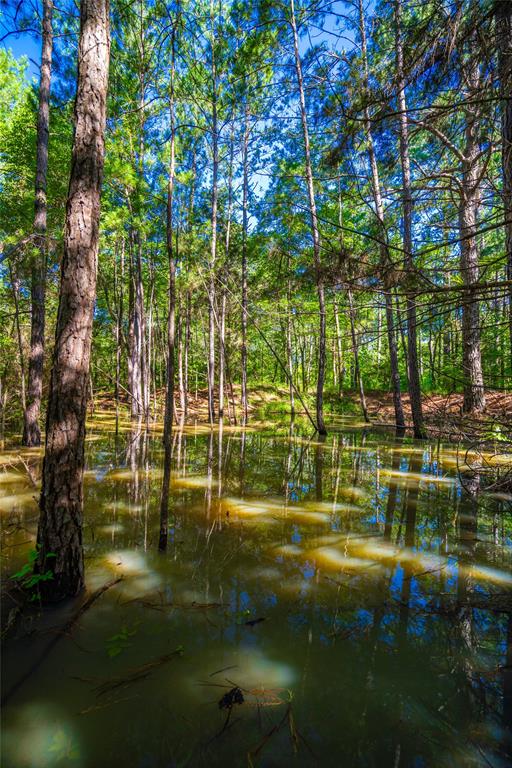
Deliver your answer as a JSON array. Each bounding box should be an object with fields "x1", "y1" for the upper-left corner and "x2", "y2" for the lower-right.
[
  {"x1": 159, "y1": 26, "x2": 177, "y2": 552},
  {"x1": 394, "y1": 0, "x2": 425, "y2": 438},
  {"x1": 496, "y1": 1, "x2": 512, "y2": 371},
  {"x1": 290, "y1": 0, "x2": 326, "y2": 435},
  {"x1": 348, "y1": 287, "x2": 369, "y2": 423},
  {"x1": 207, "y1": 0, "x2": 218, "y2": 424},
  {"x1": 241, "y1": 103, "x2": 250, "y2": 425},
  {"x1": 460, "y1": 47, "x2": 485, "y2": 413},
  {"x1": 358, "y1": 0, "x2": 404, "y2": 431},
  {"x1": 36, "y1": 0, "x2": 110, "y2": 601},
  {"x1": 23, "y1": 0, "x2": 53, "y2": 447}
]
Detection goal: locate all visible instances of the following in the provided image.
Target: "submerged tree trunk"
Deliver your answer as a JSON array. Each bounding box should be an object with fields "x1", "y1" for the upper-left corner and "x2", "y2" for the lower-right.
[
  {"x1": 290, "y1": 0, "x2": 326, "y2": 435},
  {"x1": 496, "y1": 1, "x2": 512, "y2": 371},
  {"x1": 394, "y1": 0, "x2": 425, "y2": 439},
  {"x1": 23, "y1": 0, "x2": 53, "y2": 447},
  {"x1": 36, "y1": 0, "x2": 110, "y2": 600}
]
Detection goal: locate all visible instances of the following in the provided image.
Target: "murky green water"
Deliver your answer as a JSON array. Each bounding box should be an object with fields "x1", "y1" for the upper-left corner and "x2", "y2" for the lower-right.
[{"x1": 1, "y1": 415, "x2": 512, "y2": 767}]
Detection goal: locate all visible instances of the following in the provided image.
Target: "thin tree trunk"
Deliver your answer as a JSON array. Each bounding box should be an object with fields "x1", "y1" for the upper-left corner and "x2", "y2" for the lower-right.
[
  {"x1": 9, "y1": 263, "x2": 27, "y2": 414},
  {"x1": 241, "y1": 103, "x2": 250, "y2": 425},
  {"x1": 159, "y1": 26, "x2": 177, "y2": 552},
  {"x1": 23, "y1": 0, "x2": 53, "y2": 446},
  {"x1": 460, "y1": 48, "x2": 485, "y2": 413},
  {"x1": 333, "y1": 297, "x2": 343, "y2": 395},
  {"x1": 208, "y1": 0, "x2": 218, "y2": 424},
  {"x1": 286, "y1": 255, "x2": 295, "y2": 418},
  {"x1": 348, "y1": 287, "x2": 369, "y2": 423},
  {"x1": 36, "y1": 0, "x2": 110, "y2": 600},
  {"x1": 394, "y1": 0, "x2": 425, "y2": 438},
  {"x1": 184, "y1": 290, "x2": 191, "y2": 418},
  {"x1": 359, "y1": 0, "x2": 404, "y2": 430},
  {"x1": 290, "y1": 0, "x2": 326, "y2": 435}
]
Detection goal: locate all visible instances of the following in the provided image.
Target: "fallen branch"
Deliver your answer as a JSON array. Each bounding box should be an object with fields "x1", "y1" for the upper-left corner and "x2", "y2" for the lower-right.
[{"x1": 2, "y1": 576, "x2": 123, "y2": 706}]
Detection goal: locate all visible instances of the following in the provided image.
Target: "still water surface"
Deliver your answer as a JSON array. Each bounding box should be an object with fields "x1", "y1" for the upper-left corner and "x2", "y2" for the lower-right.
[{"x1": 1, "y1": 414, "x2": 512, "y2": 767}]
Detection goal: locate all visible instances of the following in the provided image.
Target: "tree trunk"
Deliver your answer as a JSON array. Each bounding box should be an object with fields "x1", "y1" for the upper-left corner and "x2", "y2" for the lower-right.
[
  {"x1": 9, "y1": 262, "x2": 27, "y2": 415},
  {"x1": 241, "y1": 103, "x2": 250, "y2": 425},
  {"x1": 286, "y1": 255, "x2": 295, "y2": 417},
  {"x1": 208, "y1": 0, "x2": 218, "y2": 424},
  {"x1": 36, "y1": 0, "x2": 110, "y2": 601},
  {"x1": 290, "y1": 0, "x2": 326, "y2": 435},
  {"x1": 460, "y1": 50, "x2": 485, "y2": 413},
  {"x1": 394, "y1": 0, "x2": 425, "y2": 438},
  {"x1": 23, "y1": 0, "x2": 53, "y2": 447},
  {"x1": 358, "y1": 0, "x2": 404, "y2": 431},
  {"x1": 496, "y1": 1, "x2": 512, "y2": 371},
  {"x1": 128, "y1": 234, "x2": 144, "y2": 418},
  {"x1": 348, "y1": 287, "x2": 369, "y2": 423},
  {"x1": 159, "y1": 28, "x2": 177, "y2": 552}
]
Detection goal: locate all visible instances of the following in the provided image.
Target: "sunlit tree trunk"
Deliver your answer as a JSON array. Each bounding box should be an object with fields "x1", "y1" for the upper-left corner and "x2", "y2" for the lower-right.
[
  {"x1": 241, "y1": 103, "x2": 250, "y2": 425},
  {"x1": 128, "y1": 234, "x2": 144, "y2": 418},
  {"x1": 358, "y1": 0, "x2": 404, "y2": 431},
  {"x1": 286, "y1": 254, "x2": 295, "y2": 417},
  {"x1": 160, "y1": 26, "x2": 177, "y2": 552},
  {"x1": 496, "y1": 1, "x2": 512, "y2": 372},
  {"x1": 394, "y1": 0, "x2": 425, "y2": 438},
  {"x1": 460, "y1": 50, "x2": 485, "y2": 413},
  {"x1": 36, "y1": 0, "x2": 110, "y2": 600},
  {"x1": 207, "y1": 0, "x2": 218, "y2": 424},
  {"x1": 9, "y1": 261, "x2": 27, "y2": 415},
  {"x1": 348, "y1": 287, "x2": 369, "y2": 423},
  {"x1": 23, "y1": 0, "x2": 53, "y2": 446},
  {"x1": 290, "y1": 0, "x2": 326, "y2": 435}
]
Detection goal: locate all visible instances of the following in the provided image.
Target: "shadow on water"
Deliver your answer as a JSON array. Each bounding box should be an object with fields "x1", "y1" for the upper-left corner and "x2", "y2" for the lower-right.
[{"x1": 1, "y1": 415, "x2": 512, "y2": 767}]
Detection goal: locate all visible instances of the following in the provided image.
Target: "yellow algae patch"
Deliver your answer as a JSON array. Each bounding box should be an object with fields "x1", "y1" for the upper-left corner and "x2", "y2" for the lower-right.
[
  {"x1": 380, "y1": 468, "x2": 455, "y2": 485},
  {"x1": 274, "y1": 544, "x2": 303, "y2": 559},
  {"x1": 284, "y1": 509, "x2": 329, "y2": 524},
  {"x1": 465, "y1": 563, "x2": 512, "y2": 587},
  {"x1": 222, "y1": 497, "x2": 278, "y2": 518},
  {"x1": 0, "y1": 471, "x2": 30, "y2": 486},
  {"x1": 103, "y1": 549, "x2": 161, "y2": 597},
  {"x1": 0, "y1": 492, "x2": 38, "y2": 512},
  {"x1": 308, "y1": 547, "x2": 376, "y2": 573},
  {"x1": 303, "y1": 500, "x2": 362, "y2": 514},
  {"x1": 98, "y1": 523, "x2": 125, "y2": 535},
  {"x1": 104, "y1": 467, "x2": 163, "y2": 482},
  {"x1": 173, "y1": 474, "x2": 218, "y2": 490},
  {"x1": 0, "y1": 453, "x2": 25, "y2": 466},
  {"x1": 388, "y1": 446, "x2": 427, "y2": 456},
  {"x1": 336, "y1": 486, "x2": 369, "y2": 501}
]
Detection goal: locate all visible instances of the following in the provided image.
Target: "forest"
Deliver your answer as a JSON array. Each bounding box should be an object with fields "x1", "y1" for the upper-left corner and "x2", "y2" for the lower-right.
[{"x1": 1, "y1": 0, "x2": 512, "y2": 766}]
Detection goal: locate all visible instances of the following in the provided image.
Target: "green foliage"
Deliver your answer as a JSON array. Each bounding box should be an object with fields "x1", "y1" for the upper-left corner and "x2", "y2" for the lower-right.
[
  {"x1": 10, "y1": 547, "x2": 56, "y2": 600},
  {"x1": 105, "y1": 622, "x2": 141, "y2": 657}
]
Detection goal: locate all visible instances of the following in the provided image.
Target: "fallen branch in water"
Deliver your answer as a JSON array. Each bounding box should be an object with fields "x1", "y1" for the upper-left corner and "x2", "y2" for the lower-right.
[
  {"x1": 1, "y1": 576, "x2": 123, "y2": 706},
  {"x1": 76, "y1": 647, "x2": 184, "y2": 697}
]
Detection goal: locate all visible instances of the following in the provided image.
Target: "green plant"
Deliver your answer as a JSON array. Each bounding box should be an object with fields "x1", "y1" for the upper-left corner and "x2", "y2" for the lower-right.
[
  {"x1": 10, "y1": 547, "x2": 56, "y2": 600},
  {"x1": 105, "y1": 622, "x2": 140, "y2": 657}
]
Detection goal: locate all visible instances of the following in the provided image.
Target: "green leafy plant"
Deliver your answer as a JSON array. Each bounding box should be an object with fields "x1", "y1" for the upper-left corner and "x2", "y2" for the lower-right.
[
  {"x1": 10, "y1": 547, "x2": 56, "y2": 600},
  {"x1": 106, "y1": 622, "x2": 140, "y2": 658}
]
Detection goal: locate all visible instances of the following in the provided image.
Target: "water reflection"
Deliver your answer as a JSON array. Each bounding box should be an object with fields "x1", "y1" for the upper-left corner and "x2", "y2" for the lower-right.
[{"x1": 1, "y1": 417, "x2": 511, "y2": 766}]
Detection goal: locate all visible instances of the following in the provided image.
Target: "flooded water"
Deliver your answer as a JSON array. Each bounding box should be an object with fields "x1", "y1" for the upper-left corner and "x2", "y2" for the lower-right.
[{"x1": 1, "y1": 415, "x2": 512, "y2": 767}]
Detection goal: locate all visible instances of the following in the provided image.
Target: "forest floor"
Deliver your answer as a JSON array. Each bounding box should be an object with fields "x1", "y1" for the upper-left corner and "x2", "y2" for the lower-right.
[{"x1": 92, "y1": 385, "x2": 512, "y2": 442}]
